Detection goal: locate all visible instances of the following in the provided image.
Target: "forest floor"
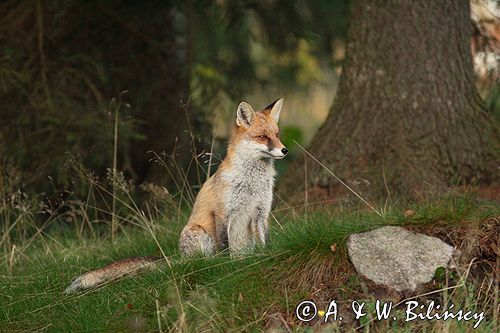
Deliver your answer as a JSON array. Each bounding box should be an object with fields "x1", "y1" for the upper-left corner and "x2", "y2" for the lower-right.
[{"x1": 0, "y1": 194, "x2": 498, "y2": 332}]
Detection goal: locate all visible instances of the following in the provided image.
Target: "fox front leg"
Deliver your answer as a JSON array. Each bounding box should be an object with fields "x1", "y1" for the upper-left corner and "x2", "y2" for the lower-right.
[
  {"x1": 254, "y1": 206, "x2": 270, "y2": 246},
  {"x1": 227, "y1": 217, "x2": 255, "y2": 257},
  {"x1": 215, "y1": 215, "x2": 251, "y2": 254}
]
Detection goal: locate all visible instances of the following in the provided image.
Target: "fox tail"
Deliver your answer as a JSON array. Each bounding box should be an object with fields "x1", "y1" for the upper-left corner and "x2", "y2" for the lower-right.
[{"x1": 64, "y1": 256, "x2": 166, "y2": 294}]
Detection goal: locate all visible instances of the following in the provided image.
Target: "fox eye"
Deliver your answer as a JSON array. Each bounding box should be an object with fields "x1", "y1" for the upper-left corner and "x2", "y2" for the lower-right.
[{"x1": 258, "y1": 135, "x2": 268, "y2": 140}]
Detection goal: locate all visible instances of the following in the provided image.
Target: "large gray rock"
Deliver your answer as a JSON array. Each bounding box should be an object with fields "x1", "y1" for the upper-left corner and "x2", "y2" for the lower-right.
[{"x1": 347, "y1": 226, "x2": 456, "y2": 292}]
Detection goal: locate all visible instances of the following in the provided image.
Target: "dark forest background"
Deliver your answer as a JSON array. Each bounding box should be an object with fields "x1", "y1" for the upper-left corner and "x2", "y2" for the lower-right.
[
  {"x1": 1, "y1": 0, "x2": 498, "y2": 223},
  {"x1": 1, "y1": 1, "x2": 347, "y2": 194}
]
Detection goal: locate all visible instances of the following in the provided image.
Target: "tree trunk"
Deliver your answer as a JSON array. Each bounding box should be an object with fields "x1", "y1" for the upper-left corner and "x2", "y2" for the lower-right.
[{"x1": 279, "y1": 0, "x2": 499, "y2": 203}]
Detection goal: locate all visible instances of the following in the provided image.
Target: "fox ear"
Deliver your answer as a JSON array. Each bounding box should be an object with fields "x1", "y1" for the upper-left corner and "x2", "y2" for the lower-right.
[
  {"x1": 236, "y1": 101, "x2": 255, "y2": 127},
  {"x1": 264, "y1": 98, "x2": 283, "y2": 123}
]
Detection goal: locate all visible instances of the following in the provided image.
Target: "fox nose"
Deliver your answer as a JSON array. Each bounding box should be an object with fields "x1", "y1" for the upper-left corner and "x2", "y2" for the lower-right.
[{"x1": 281, "y1": 147, "x2": 288, "y2": 155}]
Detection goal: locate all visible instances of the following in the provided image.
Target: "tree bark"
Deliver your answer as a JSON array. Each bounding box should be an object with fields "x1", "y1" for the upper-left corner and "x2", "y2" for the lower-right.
[{"x1": 279, "y1": 0, "x2": 499, "y2": 202}]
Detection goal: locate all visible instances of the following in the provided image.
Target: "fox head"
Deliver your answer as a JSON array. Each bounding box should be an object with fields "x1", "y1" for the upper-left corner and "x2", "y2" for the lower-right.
[{"x1": 231, "y1": 98, "x2": 288, "y2": 160}]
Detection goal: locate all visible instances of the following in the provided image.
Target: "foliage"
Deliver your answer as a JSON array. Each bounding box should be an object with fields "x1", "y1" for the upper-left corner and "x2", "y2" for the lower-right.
[
  {"x1": 0, "y1": 0, "x2": 349, "y2": 198},
  {"x1": 187, "y1": 0, "x2": 348, "y2": 117}
]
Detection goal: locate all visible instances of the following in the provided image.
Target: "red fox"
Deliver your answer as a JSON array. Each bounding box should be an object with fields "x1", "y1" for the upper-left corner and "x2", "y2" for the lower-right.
[{"x1": 65, "y1": 98, "x2": 287, "y2": 293}]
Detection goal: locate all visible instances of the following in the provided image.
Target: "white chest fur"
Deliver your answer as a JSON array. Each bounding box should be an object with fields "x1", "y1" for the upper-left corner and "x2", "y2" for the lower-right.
[
  {"x1": 221, "y1": 154, "x2": 276, "y2": 216},
  {"x1": 220, "y1": 152, "x2": 275, "y2": 252}
]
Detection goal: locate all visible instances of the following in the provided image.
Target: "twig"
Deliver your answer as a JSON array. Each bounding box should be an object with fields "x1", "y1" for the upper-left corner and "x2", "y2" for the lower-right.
[
  {"x1": 111, "y1": 91, "x2": 128, "y2": 241},
  {"x1": 206, "y1": 115, "x2": 218, "y2": 181}
]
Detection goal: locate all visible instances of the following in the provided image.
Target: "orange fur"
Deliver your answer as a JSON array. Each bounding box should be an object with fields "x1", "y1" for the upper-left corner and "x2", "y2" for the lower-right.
[
  {"x1": 179, "y1": 100, "x2": 286, "y2": 255},
  {"x1": 65, "y1": 99, "x2": 286, "y2": 293}
]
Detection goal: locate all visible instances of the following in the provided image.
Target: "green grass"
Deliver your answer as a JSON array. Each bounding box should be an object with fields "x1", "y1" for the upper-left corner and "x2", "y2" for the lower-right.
[{"x1": 0, "y1": 195, "x2": 498, "y2": 332}]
